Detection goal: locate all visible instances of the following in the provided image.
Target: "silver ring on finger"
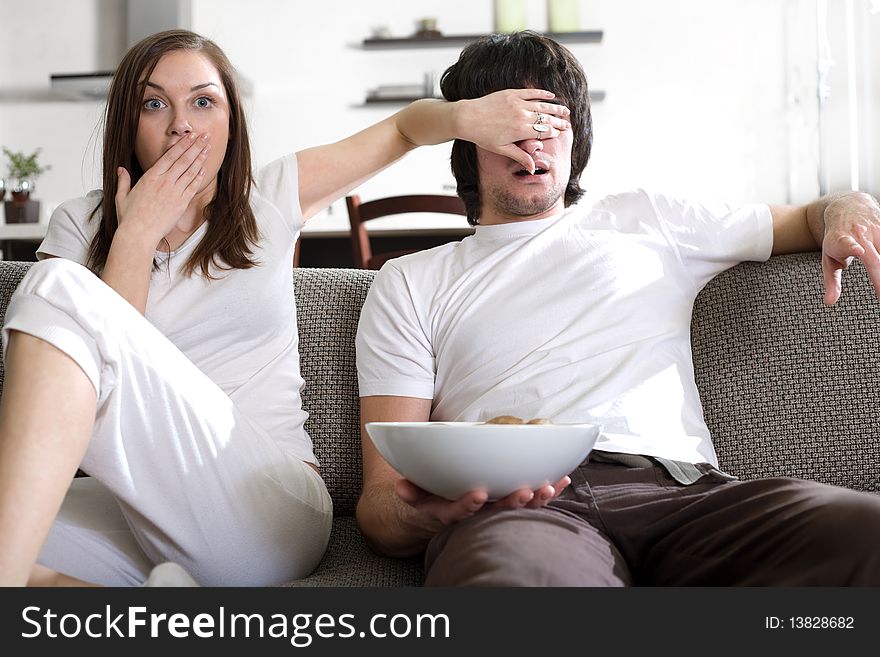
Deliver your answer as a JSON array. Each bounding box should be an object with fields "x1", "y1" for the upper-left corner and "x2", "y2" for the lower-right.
[{"x1": 533, "y1": 117, "x2": 549, "y2": 139}]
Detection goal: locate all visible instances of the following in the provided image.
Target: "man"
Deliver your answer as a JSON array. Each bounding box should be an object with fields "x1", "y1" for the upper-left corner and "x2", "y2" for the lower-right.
[{"x1": 354, "y1": 31, "x2": 880, "y2": 586}]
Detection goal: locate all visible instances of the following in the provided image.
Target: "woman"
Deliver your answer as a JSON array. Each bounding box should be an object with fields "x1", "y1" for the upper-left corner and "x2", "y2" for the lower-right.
[{"x1": 0, "y1": 29, "x2": 570, "y2": 586}]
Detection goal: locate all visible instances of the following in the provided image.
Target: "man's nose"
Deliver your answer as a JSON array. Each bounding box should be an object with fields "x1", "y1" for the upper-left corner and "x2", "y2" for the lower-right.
[{"x1": 519, "y1": 138, "x2": 544, "y2": 155}]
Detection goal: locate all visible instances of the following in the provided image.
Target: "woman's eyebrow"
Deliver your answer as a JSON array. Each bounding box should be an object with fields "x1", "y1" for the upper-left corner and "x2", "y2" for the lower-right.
[
  {"x1": 144, "y1": 81, "x2": 220, "y2": 92},
  {"x1": 190, "y1": 82, "x2": 220, "y2": 92}
]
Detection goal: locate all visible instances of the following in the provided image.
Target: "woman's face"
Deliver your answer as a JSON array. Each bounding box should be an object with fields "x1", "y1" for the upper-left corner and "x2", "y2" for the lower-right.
[{"x1": 134, "y1": 50, "x2": 230, "y2": 186}]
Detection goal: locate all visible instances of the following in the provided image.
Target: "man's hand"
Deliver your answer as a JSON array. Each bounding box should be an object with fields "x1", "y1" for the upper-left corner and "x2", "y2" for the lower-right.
[
  {"x1": 821, "y1": 192, "x2": 880, "y2": 306},
  {"x1": 394, "y1": 475, "x2": 572, "y2": 526}
]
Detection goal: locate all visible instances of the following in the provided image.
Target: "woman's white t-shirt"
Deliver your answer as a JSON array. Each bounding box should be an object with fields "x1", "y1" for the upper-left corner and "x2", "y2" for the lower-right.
[
  {"x1": 36, "y1": 153, "x2": 316, "y2": 464},
  {"x1": 356, "y1": 190, "x2": 773, "y2": 467}
]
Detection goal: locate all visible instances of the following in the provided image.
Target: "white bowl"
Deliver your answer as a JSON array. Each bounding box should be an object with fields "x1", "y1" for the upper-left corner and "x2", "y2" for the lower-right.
[{"x1": 365, "y1": 421, "x2": 601, "y2": 501}]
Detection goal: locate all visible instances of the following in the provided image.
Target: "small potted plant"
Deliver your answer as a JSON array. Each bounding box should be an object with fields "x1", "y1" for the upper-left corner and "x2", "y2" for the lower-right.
[{"x1": 3, "y1": 146, "x2": 49, "y2": 223}]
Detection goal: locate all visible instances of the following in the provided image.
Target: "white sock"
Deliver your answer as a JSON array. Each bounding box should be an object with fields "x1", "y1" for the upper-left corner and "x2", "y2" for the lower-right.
[{"x1": 143, "y1": 562, "x2": 200, "y2": 587}]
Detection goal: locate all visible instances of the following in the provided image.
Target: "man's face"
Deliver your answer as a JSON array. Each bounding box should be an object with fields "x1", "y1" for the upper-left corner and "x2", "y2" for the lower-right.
[{"x1": 476, "y1": 127, "x2": 573, "y2": 225}]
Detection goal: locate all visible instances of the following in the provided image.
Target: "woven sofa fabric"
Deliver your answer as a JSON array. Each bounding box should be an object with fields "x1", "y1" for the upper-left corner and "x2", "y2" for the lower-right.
[
  {"x1": 294, "y1": 267, "x2": 376, "y2": 515},
  {"x1": 692, "y1": 253, "x2": 880, "y2": 492},
  {"x1": 283, "y1": 517, "x2": 423, "y2": 587},
  {"x1": 0, "y1": 261, "x2": 32, "y2": 386}
]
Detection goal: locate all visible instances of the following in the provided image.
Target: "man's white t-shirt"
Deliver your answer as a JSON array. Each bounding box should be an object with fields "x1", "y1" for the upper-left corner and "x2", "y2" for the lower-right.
[
  {"x1": 36, "y1": 153, "x2": 316, "y2": 464},
  {"x1": 356, "y1": 190, "x2": 773, "y2": 467}
]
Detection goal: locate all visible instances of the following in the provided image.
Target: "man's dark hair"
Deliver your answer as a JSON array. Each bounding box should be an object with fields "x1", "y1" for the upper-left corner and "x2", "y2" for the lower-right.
[{"x1": 440, "y1": 31, "x2": 592, "y2": 225}]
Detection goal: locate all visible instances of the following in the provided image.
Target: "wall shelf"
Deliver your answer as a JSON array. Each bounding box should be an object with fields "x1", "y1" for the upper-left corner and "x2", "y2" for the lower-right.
[
  {"x1": 361, "y1": 30, "x2": 603, "y2": 49},
  {"x1": 361, "y1": 90, "x2": 605, "y2": 107},
  {"x1": 360, "y1": 29, "x2": 605, "y2": 108}
]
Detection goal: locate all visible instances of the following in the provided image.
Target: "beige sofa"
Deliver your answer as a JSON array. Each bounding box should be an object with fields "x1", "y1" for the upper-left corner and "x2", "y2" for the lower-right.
[{"x1": 0, "y1": 254, "x2": 877, "y2": 586}]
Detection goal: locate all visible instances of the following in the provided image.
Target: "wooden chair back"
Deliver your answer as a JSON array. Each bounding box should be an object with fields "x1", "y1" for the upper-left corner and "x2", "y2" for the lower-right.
[{"x1": 345, "y1": 194, "x2": 467, "y2": 269}]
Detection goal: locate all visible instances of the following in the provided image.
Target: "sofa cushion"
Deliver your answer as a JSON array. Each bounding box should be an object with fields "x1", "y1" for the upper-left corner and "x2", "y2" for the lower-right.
[{"x1": 283, "y1": 516, "x2": 423, "y2": 587}]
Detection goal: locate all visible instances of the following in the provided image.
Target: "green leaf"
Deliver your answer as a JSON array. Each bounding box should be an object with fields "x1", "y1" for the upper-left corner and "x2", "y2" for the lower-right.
[{"x1": 2, "y1": 146, "x2": 50, "y2": 180}]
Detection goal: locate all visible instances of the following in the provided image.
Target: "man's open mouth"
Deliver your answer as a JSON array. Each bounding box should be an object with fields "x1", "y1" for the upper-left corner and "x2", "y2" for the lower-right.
[{"x1": 515, "y1": 168, "x2": 549, "y2": 176}]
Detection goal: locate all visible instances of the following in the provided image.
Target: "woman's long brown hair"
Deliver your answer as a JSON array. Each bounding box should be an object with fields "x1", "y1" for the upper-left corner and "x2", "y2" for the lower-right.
[{"x1": 87, "y1": 29, "x2": 259, "y2": 278}]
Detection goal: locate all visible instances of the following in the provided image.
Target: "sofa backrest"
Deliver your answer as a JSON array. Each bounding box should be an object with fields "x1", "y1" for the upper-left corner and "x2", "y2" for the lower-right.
[
  {"x1": 692, "y1": 252, "x2": 879, "y2": 492},
  {"x1": 293, "y1": 268, "x2": 374, "y2": 515},
  {"x1": 0, "y1": 261, "x2": 33, "y2": 386},
  {"x1": 0, "y1": 256, "x2": 877, "y2": 519}
]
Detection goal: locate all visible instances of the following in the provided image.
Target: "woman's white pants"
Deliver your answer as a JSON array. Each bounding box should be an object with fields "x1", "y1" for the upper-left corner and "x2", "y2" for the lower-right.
[{"x1": 1, "y1": 259, "x2": 332, "y2": 586}]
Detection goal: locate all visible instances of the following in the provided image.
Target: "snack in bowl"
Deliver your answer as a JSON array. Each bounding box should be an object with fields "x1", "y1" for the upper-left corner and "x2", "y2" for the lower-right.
[
  {"x1": 484, "y1": 415, "x2": 527, "y2": 424},
  {"x1": 365, "y1": 420, "x2": 601, "y2": 501},
  {"x1": 484, "y1": 416, "x2": 553, "y2": 425}
]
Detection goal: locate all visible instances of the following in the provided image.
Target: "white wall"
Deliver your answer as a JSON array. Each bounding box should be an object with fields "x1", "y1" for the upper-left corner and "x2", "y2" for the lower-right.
[
  {"x1": 817, "y1": 0, "x2": 880, "y2": 196},
  {"x1": 0, "y1": 0, "x2": 827, "y2": 227},
  {"x1": 0, "y1": 0, "x2": 125, "y2": 214},
  {"x1": 573, "y1": 0, "x2": 792, "y2": 205}
]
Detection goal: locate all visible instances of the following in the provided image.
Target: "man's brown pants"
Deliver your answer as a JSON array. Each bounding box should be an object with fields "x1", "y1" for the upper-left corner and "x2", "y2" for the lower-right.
[{"x1": 424, "y1": 461, "x2": 880, "y2": 586}]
